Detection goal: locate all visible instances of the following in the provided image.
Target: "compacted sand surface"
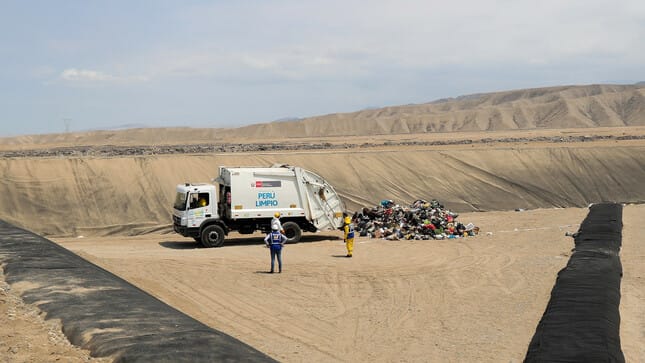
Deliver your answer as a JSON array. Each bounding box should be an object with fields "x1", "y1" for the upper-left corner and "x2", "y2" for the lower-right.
[{"x1": 50, "y1": 205, "x2": 645, "y2": 362}]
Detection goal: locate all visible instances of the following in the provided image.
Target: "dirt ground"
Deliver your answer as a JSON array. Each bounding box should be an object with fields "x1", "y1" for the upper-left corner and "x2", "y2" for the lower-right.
[{"x1": 35, "y1": 204, "x2": 642, "y2": 363}]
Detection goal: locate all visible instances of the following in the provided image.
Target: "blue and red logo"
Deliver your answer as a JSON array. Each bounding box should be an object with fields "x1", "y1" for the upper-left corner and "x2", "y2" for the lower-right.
[{"x1": 254, "y1": 180, "x2": 282, "y2": 188}]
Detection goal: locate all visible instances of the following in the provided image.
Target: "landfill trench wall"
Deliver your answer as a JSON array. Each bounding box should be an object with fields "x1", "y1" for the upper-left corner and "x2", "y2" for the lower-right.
[
  {"x1": 0, "y1": 145, "x2": 644, "y2": 237},
  {"x1": 524, "y1": 202, "x2": 624, "y2": 363},
  {"x1": 0, "y1": 220, "x2": 277, "y2": 363}
]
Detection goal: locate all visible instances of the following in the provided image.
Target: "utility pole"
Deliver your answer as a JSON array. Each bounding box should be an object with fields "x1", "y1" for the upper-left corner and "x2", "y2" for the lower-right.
[{"x1": 64, "y1": 118, "x2": 71, "y2": 133}]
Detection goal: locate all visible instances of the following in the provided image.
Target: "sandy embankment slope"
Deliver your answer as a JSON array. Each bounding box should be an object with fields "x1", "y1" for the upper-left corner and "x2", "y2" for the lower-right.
[
  {"x1": 52, "y1": 204, "x2": 645, "y2": 363},
  {"x1": 0, "y1": 140, "x2": 644, "y2": 238}
]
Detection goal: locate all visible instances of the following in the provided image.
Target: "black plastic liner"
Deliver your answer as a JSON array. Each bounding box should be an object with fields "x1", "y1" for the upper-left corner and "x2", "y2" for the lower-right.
[
  {"x1": 524, "y1": 202, "x2": 624, "y2": 363},
  {"x1": 0, "y1": 221, "x2": 276, "y2": 363}
]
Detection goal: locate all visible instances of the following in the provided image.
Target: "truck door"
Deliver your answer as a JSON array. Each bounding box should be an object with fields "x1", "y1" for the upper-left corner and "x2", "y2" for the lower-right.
[
  {"x1": 187, "y1": 192, "x2": 211, "y2": 228},
  {"x1": 218, "y1": 185, "x2": 231, "y2": 219}
]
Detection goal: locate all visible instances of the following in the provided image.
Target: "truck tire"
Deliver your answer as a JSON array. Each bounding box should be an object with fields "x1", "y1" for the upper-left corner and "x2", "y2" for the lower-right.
[
  {"x1": 282, "y1": 222, "x2": 302, "y2": 244},
  {"x1": 201, "y1": 225, "x2": 225, "y2": 248}
]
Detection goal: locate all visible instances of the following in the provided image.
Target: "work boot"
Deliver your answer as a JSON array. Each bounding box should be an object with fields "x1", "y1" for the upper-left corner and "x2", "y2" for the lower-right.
[{"x1": 346, "y1": 254, "x2": 352, "y2": 258}]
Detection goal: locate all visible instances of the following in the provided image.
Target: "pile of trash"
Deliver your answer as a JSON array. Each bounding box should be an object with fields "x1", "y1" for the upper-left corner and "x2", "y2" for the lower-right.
[{"x1": 351, "y1": 199, "x2": 480, "y2": 240}]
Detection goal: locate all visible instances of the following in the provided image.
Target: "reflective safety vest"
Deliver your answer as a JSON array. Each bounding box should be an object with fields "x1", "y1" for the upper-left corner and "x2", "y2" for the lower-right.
[
  {"x1": 270, "y1": 231, "x2": 283, "y2": 245},
  {"x1": 345, "y1": 223, "x2": 355, "y2": 239}
]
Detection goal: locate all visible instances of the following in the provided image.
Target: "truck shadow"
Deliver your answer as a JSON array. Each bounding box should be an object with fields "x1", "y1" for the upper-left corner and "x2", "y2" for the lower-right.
[{"x1": 159, "y1": 235, "x2": 341, "y2": 249}]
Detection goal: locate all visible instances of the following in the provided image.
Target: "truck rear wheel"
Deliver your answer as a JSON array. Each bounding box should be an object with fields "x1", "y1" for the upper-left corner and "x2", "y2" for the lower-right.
[
  {"x1": 282, "y1": 222, "x2": 302, "y2": 244},
  {"x1": 201, "y1": 225, "x2": 225, "y2": 248}
]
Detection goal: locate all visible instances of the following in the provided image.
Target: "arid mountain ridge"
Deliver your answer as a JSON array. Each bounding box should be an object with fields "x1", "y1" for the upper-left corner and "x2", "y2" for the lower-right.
[
  {"x1": 228, "y1": 83, "x2": 645, "y2": 139},
  {"x1": 1, "y1": 83, "x2": 644, "y2": 147}
]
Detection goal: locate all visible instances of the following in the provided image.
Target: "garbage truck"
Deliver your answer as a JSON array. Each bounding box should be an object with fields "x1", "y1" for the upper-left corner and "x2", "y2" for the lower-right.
[{"x1": 172, "y1": 164, "x2": 346, "y2": 247}]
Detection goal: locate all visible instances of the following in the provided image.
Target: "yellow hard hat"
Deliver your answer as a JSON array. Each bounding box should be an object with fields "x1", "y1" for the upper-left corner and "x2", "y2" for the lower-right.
[
  {"x1": 344, "y1": 216, "x2": 351, "y2": 224},
  {"x1": 274, "y1": 212, "x2": 280, "y2": 218}
]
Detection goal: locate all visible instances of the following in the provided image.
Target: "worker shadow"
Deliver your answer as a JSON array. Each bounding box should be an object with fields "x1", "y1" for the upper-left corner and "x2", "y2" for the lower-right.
[
  {"x1": 331, "y1": 255, "x2": 352, "y2": 258},
  {"x1": 158, "y1": 241, "x2": 201, "y2": 249},
  {"x1": 296, "y1": 235, "x2": 342, "y2": 243},
  {"x1": 159, "y1": 235, "x2": 341, "y2": 249},
  {"x1": 158, "y1": 239, "x2": 260, "y2": 249}
]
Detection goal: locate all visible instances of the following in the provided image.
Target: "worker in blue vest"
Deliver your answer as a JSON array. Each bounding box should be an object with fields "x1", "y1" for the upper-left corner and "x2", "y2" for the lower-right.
[{"x1": 264, "y1": 224, "x2": 287, "y2": 273}]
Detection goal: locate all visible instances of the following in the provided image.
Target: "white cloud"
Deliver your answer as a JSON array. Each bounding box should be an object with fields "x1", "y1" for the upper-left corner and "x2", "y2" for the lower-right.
[
  {"x1": 137, "y1": 48, "x2": 362, "y2": 83},
  {"x1": 137, "y1": 0, "x2": 643, "y2": 84},
  {"x1": 60, "y1": 68, "x2": 114, "y2": 81},
  {"x1": 59, "y1": 68, "x2": 147, "y2": 83},
  {"x1": 49, "y1": 2, "x2": 645, "y2": 89}
]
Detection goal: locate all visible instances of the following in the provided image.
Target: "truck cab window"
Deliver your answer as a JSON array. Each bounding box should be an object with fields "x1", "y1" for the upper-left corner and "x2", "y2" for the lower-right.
[
  {"x1": 174, "y1": 192, "x2": 188, "y2": 210},
  {"x1": 189, "y1": 193, "x2": 208, "y2": 209},
  {"x1": 198, "y1": 193, "x2": 209, "y2": 207}
]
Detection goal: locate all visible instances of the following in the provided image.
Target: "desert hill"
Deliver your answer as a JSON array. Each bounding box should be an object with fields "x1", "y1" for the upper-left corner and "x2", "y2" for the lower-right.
[
  {"x1": 1, "y1": 83, "x2": 644, "y2": 148},
  {"x1": 229, "y1": 84, "x2": 645, "y2": 138}
]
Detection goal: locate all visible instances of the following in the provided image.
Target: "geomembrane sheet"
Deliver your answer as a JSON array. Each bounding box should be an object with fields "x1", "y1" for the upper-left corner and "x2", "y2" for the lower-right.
[
  {"x1": 0, "y1": 220, "x2": 276, "y2": 363},
  {"x1": 524, "y1": 202, "x2": 624, "y2": 363}
]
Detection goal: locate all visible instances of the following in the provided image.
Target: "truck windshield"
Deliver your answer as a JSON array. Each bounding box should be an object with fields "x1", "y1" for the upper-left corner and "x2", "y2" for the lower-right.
[{"x1": 173, "y1": 192, "x2": 188, "y2": 210}]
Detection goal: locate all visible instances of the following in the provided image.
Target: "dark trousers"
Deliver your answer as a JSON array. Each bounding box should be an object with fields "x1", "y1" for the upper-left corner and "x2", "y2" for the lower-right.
[{"x1": 270, "y1": 245, "x2": 282, "y2": 272}]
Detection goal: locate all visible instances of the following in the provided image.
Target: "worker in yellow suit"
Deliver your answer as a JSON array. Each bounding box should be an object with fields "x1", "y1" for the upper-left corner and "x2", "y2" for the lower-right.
[{"x1": 344, "y1": 215, "x2": 354, "y2": 257}]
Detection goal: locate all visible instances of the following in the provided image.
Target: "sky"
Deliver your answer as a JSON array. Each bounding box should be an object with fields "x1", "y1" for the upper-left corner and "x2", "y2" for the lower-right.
[{"x1": 1, "y1": 1, "x2": 644, "y2": 137}]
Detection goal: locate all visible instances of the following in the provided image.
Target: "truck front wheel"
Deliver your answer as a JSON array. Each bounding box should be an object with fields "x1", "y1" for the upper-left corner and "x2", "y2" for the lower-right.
[
  {"x1": 201, "y1": 225, "x2": 225, "y2": 248},
  {"x1": 282, "y1": 222, "x2": 302, "y2": 244}
]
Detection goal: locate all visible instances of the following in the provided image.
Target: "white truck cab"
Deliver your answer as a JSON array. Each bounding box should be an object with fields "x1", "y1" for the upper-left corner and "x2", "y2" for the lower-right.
[{"x1": 173, "y1": 183, "x2": 218, "y2": 236}]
